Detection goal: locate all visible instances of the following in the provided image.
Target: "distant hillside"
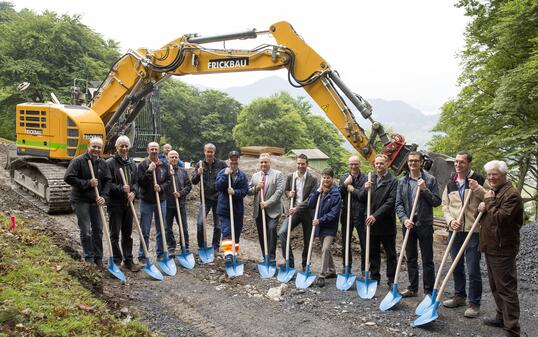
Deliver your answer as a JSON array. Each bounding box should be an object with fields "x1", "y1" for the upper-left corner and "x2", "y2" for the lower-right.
[{"x1": 212, "y1": 76, "x2": 439, "y2": 148}]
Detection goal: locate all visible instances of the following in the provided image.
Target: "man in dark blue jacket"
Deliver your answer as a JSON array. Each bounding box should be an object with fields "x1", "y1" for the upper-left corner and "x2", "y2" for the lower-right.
[
  {"x1": 308, "y1": 167, "x2": 342, "y2": 287},
  {"x1": 396, "y1": 151, "x2": 442, "y2": 297},
  {"x1": 215, "y1": 151, "x2": 249, "y2": 261},
  {"x1": 64, "y1": 137, "x2": 111, "y2": 268},
  {"x1": 165, "y1": 150, "x2": 192, "y2": 256},
  {"x1": 105, "y1": 135, "x2": 139, "y2": 271}
]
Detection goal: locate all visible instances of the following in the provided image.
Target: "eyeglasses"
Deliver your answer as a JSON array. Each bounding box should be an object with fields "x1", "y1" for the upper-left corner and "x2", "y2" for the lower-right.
[{"x1": 408, "y1": 159, "x2": 421, "y2": 163}]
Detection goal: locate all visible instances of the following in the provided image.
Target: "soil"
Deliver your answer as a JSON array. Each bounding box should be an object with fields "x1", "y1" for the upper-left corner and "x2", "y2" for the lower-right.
[{"x1": 1, "y1": 146, "x2": 535, "y2": 337}]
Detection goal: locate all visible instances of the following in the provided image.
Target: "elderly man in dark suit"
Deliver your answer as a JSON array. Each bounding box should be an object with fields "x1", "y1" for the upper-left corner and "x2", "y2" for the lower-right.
[
  {"x1": 359, "y1": 154, "x2": 398, "y2": 287},
  {"x1": 278, "y1": 154, "x2": 319, "y2": 270},
  {"x1": 249, "y1": 153, "x2": 285, "y2": 264}
]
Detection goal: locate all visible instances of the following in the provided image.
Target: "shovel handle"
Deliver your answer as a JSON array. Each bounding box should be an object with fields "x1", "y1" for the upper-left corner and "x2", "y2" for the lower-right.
[
  {"x1": 119, "y1": 168, "x2": 150, "y2": 257},
  {"x1": 305, "y1": 192, "x2": 322, "y2": 266},
  {"x1": 87, "y1": 160, "x2": 113, "y2": 256},
  {"x1": 171, "y1": 165, "x2": 186, "y2": 248},
  {"x1": 433, "y1": 190, "x2": 473, "y2": 289},
  {"x1": 199, "y1": 161, "x2": 208, "y2": 244},
  {"x1": 436, "y1": 212, "x2": 483, "y2": 302},
  {"x1": 260, "y1": 179, "x2": 269, "y2": 257},
  {"x1": 365, "y1": 173, "x2": 372, "y2": 273},
  {"x1": 228, "y1": 173, "x2": 238, "y2": 255},
  {"x1": 394, "y1": 186, "x2": 421, "y2": 283},
  {"x1": 285, "y1": 172, "x2": 296, "y2": 262},
  {"x1": 152, "y1": 170, "x2": 168, "y2": 251},
  {"x1": 344, "y1": 191, "x2": 351, "y2": 267}
]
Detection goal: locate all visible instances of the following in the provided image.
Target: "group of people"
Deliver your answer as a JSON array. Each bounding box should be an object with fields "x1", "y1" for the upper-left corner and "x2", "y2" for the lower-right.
[{"x1": 64, "y1": 137, "x2": 523, "y2": 337}]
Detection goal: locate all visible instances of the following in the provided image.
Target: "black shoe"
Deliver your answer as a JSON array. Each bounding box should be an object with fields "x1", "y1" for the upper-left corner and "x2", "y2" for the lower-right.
[
  {"x1": 137, "y1": 257, "x2": 147, "y2": 266},
  {"x1": 401, "y1": 289, "x2": 417, "y2": 298},
  {"x1": 94, "y1": 260, "x2": 104, "y2": 269},
  {"x1": 326, "y1": 272, "x2": 337, "y2": 279},
  {"x1": 482, "y1": 317, "x2": 504, "y2": 328},
  {"x1": 124, "y1": 260, "x2": 141, "y2": 272},
  {"x1": 315, "y1": 278, "x2": 325, "y2": 288}
]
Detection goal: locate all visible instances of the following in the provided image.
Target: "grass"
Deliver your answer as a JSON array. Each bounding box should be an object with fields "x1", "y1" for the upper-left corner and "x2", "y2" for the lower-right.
[{"x1": 0, "y1": 213, "x2": 155, "y2": 337}]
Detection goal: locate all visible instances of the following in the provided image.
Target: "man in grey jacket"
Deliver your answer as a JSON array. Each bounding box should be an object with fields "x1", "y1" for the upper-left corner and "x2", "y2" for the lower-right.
[
  {"x1": 248, "y1": 153, "x2": 284, "y2": 264},
  {"x1": 395, "y1": 151, "x2": 441, "y2": 297}
]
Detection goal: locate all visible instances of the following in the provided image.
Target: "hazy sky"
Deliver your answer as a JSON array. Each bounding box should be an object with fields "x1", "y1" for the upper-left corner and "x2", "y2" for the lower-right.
[{"x1": 13, "y1": 0, "x2": 469, "y2": 115}]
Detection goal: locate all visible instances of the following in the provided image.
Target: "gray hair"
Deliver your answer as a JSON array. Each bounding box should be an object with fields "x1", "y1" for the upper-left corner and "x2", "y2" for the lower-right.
[
  {"x1": 204, "y1": 143, "x2": 216, "y2": 151},
  {"x1": 89, "y1": 137, "x2": 103, "y2": 145},
  {"x1": 484, "y1": 160, "x2": 509, "y2": 175},
  {"x1": 259, "y1": 153, "x2": 271, "y2": 161},
  {"x1": 115, "y1": 135, "x2": 131, "y2": 148},
  {"x1": 147, "y1": 141, "x2": 159, "y2": 149}
]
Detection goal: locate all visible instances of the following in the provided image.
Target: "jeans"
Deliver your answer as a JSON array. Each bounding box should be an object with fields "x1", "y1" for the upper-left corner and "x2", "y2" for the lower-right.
[
  {"x1": 138, "y1": 199, "x2": 166, "y2": 259},
  {"x1": 403, "y1": 225, "x2": 435, "y2": 293},
  {"x1": 278, "y1": 211, "x2": 312, "y2": 269},
  {"x1": 341, "y1": 216, "x2": 366, "y2": 272},
  {"x1": 370, "y1": 234, "x2": 397, "y2": 285},
  {"x1": 319, "y1": 235, "x2": 335, "y2": 277},
  {"x1": 256, "y1": 211, "x2": 279, "y2": 262},
  {"x1": 196, "y1": 199, "x2": 221, "y2": 249},
  {"x1": 449, "y1": 231, "x2": 482, "y2": 305},
  {"x1": 219, "y1": 214, "x2": 243, "y2": 243},
  {"x1": 108, "y1": 205, "x2": 133, "y2": 263},
  {"x1": 73, "y1": 202, "x2": 103, "y2": 262},
  {"x1": 165, "y1": 205, "x2": 189, "y2": 252}
]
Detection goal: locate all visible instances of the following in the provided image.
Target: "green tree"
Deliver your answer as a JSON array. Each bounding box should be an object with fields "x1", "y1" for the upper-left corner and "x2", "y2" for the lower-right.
[
  {"x1": 430, "y1": 0, "x2": 538, "y2": 214},
  {"x1": 0, "y1": 3, "x2": 119, "y2": 139}
]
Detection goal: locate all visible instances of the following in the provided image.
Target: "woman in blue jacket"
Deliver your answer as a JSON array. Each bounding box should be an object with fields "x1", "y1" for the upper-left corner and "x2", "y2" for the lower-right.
[{"x1": 307, "y1": 167, "x2": 342, "y2": 287}]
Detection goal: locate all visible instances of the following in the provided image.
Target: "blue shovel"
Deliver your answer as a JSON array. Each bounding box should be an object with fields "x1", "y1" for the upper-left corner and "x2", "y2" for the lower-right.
[
  {"x1": 225, "y1": 173, "x2": 244, "y2": 277},
  {"x1": 415, "y1": 191, "x2": 472, "y2": 315},
  {"x1": 415, "y1": 212, "x2": 483, "y2": 326},
  {"x1": 296, "y1": 193, "x2": 321, "y2": 289},
  {"x1": 153, "y1": 171, "x2": 177, "y2": 276},
  {"x1": 379, "y1": 188, "x2": 420, "y2": 310},
  {"x1": 87, "y1": 160, "x2": 126, "y2": 282},
  {"x1": 119, "y1": 169, "x2": 163, "y2": 281},
  {"x1": 257, "y1": 187, "x2": 276, "y2": 278},
  {"x1": 171, "y1": 168, "x2": 195, "y2": 270},
  {"x1": 336, "y1": 191, "x2": 356, "y2": 291},
  {"x1": 197, "y1": 161, "x2": 215, "y2": 264},
  {"x1": 277, "y1": 172, "x2": 297, "y2": 283},
  {"x1": 356, "y1": 173, "x2": 377, "y2": 299}
]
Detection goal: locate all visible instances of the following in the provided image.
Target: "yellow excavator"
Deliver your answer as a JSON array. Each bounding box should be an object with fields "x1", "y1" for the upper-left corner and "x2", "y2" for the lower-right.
[{"x1": 8, "y1": 21, "x2": 418, "y2": 213}]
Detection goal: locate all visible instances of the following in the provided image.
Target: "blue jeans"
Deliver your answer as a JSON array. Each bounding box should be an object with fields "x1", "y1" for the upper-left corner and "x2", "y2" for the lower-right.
[
  {"x1": 449, "y1": 231, "x2": 482, "y2": 305},
  {"x1": 219, "y1": 214, "x2": 243, "y2": 243},
  {"x1": 138, "y1": 200, "x2": 166, "y2": 259},
  {"x1": 73, "y1": 202, "x2": 103, "y2": 262},
  {"x1": 196, "y1": 199, "x2": 221, "y2": 249}
]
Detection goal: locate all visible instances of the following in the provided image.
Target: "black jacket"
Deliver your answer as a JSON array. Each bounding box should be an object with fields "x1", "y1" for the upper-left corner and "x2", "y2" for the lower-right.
[
  {"x1": 64, "y1": 152, "x2": 111, "y2": 204},
  {"x1": 166, "y1": 164, "x2": 192, "y2": 208},
  {"x1": 191, "y1": 159, "x2": 227, "y2": 201},
  {"x1": 284, "y1": 171, "x2": 319, "y2": 216},
  {"x1": 136, "y1": 158, "x2": 171, "y2": 204},
  {"x1": 105, "y1": 154, "x2": 138, "y2": 208},
  {"x1": 358, "y1": 173, "x2": 398, "y2": 236},
  {"x1": 339, "y1": 172, "x2": 368, "y2": 224},
  {"x1": 396, "y1": 169, "x2": 442, "y2": 226}
]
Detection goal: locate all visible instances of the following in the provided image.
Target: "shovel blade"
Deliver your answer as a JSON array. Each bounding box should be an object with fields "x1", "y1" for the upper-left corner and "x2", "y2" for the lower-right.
[
  {"x1": 257, "y1": 257, "x2": 276, "y2": 279},
  {"x1": 379, "y1": 284, "x2": 402, "y2": 311},
  {"x1": 198, "y1": 245, "x2": 215, "y2": 264},
  {"x1": 414, "y1": 302, "x2": 440, "y2": 327},
  {"x1": 356, "y1": 273, "x2": 378, "y2": 299},
  {"x1": 143, "y1": 258, "x2": 164, "y2": 281},
  {"x1": 277, "y1": 266, "x2": 297, "y2": 283},
  {"x1": 296, "y1": 266, "x2": 316, "y2": 289},
  {"x1": 157, "y1": 253, "x2": 177, "y2": 276},
  {"x1": 336, "y1": 273, "x2": 356, "y2": 291},
  {"x1": 177, "y1": 247, "x2": 195, "y2": 270},
  {"x1": 107, "y1": 257, "x2": 127, "y2": 282},
  {"x1": 415, "y1": 289, "x2": 436, "y2": 316},
  {"x1": 225, "y1": 257, "x2": 244, "y2": 277}
]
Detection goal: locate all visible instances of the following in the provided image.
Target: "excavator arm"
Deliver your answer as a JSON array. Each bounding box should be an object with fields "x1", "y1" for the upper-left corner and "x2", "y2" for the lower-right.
[{"x1": 90, "y1": 21, "x2": 414, "y2": 172}]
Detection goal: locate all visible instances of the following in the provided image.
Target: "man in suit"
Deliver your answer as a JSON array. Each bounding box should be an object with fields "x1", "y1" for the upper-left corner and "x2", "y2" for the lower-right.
[
  {"x1": 359, "y1": 154, "x2": 398, "y2": 286},
  {"x1": 339, "y1": 156, "x2": 368, "y2": 273},
  {"x1": 278, "y1": 154, "x2": 319, "y2": 270},
  {"x1": 248, "y1": 153, "x2": 284, "y2": 264}
]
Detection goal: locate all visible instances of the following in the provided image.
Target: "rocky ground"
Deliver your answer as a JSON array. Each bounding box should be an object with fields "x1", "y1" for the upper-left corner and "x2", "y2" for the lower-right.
[{"x1": 1, "y1": 144, "x2": 535, "y2": 337}]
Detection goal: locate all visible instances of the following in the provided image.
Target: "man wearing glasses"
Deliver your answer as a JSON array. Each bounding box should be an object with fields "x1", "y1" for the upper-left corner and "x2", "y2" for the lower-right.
[{"x1": 395, "y1": 151, "x2": 441, "y2": 297}]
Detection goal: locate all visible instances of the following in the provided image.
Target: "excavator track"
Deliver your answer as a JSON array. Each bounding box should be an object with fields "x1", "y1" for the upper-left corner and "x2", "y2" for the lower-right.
[{"x1": 8, "y1": 158, "x2": 72, "y2": 214}]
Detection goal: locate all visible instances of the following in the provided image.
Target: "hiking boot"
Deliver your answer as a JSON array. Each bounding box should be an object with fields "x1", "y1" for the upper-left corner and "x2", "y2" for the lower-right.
[
  {"x1": 443, "y1": 295, "x2": 467, "y2": 308},
  {"x1": 124, "y1": 260, "x2": 141, "y2": 272},
  {"x1": 315, "y1": 277, "x2": 325, "y2": 288},
  {"x1": 400, "y1": 289, "x2": 417, "y2": 298},
  {"x1": 464, "y1": 304, "x2": 480, "y2": 318},
  {"x1": 482, "y1": 317, "x2": 503, "y2": 328},
  {"x1": 137, "y1": 257, "x2": 147, "y2": 266}
]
